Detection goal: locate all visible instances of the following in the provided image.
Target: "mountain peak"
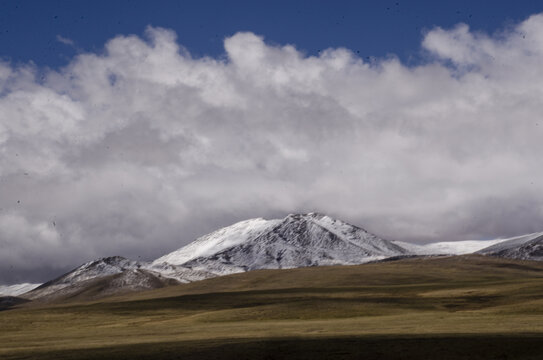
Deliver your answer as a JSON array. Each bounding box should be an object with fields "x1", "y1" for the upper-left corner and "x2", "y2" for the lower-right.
[
  {"x1": 285, "y1": 212, "x2": 327, "y2": 220},
  {"x1": 160, "y1": 213, "x2": 410, "y2": 275},
  {"x1": 98, "y1": 256, "x2": 131, "y2": 264}
]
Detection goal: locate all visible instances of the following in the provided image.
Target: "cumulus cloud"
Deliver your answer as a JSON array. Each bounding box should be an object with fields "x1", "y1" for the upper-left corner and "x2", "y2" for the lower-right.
[{"x1": 2, "y1": 15, "x2": 543, "y2": 283}]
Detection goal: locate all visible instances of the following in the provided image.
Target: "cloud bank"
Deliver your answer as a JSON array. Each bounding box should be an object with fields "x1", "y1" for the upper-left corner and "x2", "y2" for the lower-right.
[{"x1": 2, "y1": 14, "x2": 543, "y2": 283}]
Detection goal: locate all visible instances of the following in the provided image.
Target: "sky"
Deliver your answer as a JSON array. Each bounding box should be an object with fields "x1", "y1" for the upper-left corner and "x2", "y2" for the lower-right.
[{"x1": 2, "y1": 1, "x2": 543, "y2": 284}]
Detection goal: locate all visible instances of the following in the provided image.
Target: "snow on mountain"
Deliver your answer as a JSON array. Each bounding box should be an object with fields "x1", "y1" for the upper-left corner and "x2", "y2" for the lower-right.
[
  {"x1": 393, "y1": 239, "x2": 510, "y2": 255},
  {"x1": 165, "y1": 213, "x2": 410, "y2": 275},
  {"x1": 477, "y1": 232, "x2": 543, "y2": 261},
  {"x1": 146, "y1": 262, "x2": 216, "y2": 283},
  {"x1": 25, "y1": 255, "x2": 215, "y2": 300},
  {"x1": 58, "y1": 256, "x2": 142, "y2": 283},
  {"x1": 15, "y1": 212, "x2": 543, "y2": 303},
  {"x1": 26, "y1": 256, "x2": 143, "y2": 299},
  {"x1": 393, "y1": 232, "x2": 543, "y2": 258},
  {"x1": 0, "y1": 283, "x2": 41, "y2": 297},
  {"x1": 153, "y1": 218, "x2": 282, "y2": 266},
  {"x1": 27, "y1": 268, "x2": 182, "y2": 302},
  {"x1": 75, "y1": 268, "x2": 180, "y2": 298}
]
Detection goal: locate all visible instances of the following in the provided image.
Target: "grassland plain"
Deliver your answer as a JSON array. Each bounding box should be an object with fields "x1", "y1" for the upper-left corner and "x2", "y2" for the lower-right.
[{"x1": 2, "y1": 255, "x2": 543, "y2": 359}]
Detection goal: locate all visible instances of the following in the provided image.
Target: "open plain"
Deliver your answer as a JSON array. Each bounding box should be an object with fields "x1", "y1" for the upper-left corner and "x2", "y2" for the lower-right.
[{"x1": 3, "y1": 255, "x2": 543, "y2": 359}]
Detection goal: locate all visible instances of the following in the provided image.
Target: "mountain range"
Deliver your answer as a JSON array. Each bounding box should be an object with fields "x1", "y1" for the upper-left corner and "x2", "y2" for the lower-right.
[{"x1": 3, "y1": 212, "x2": 543, "y2": 300}]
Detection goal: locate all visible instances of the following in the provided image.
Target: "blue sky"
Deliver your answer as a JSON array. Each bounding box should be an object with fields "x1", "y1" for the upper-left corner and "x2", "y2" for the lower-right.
[{"x1": 1, "y1": 0, "x2": 542, "y2": 68}]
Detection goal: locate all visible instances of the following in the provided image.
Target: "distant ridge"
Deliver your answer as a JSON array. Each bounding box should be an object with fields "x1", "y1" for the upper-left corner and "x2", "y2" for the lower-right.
[
  {"x1": 9, "y1": 213, "x2": 543, "y2": 301},
  {"x1": 477, "y1": 232, "x2": 543, "y2": 261},
  {"x1": 25, "y1": 256, "x2": 213, "y2": 302}
]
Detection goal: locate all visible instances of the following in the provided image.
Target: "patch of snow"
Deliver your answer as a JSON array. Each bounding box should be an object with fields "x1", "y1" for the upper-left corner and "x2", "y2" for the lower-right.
[
  {"x1": 153, "y1": 218, "x2": 282, "y2": 266},
  {"x1": 61, "y1": 256, "x2": 141, "y2": 284},
  {"x1": 476, "y1": 232, "x2": 543, "y2": 260},
  {"x1": 310, "y1": 213, "x2": 408, "y2": 256},
  {"x1": 145, "y1": 263, "x2": 216, "y2": 283},
  {"x1": 0, "y1": 283, "x2": 41, "y2": 297},
  {"x1": 25, "y1": 256, "x2": 145, "y2": 299},
  {"x1": 393, "y1": 239, "x2": 510, "y2": 255},
  {"x1": 477, "y1": 232, "x2": 543, "y2": 254}
]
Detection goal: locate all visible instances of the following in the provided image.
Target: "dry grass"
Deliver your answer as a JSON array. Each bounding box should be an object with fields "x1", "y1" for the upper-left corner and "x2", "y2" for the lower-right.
[{"x1": 3, "y1": 255, "x2": 543, "y2": 359}]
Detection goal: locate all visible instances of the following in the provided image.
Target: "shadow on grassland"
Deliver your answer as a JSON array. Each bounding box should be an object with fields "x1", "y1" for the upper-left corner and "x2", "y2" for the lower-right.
[
  {"x1": 7, "y1": 335, "x2": 543, "y2": 360},
  {"x1": 0, "y1": 296, "x2": 30, "y2": 311}
]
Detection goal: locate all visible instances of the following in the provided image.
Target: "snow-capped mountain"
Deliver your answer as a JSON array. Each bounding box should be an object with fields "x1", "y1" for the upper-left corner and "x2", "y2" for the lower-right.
[
  {"x1": 393, "y1": 232, "x2": 543, "y2": 259},
  {"x1": 393, "y1": 239, "x2": 510, "y2": 255},
  {"x1": 0, "y1": 283, "x2": 41, "y2": 297},
  {"x1": 25, "y1": 256, "x2": 215, "y2": 301},
  {"x1": 153, "y1": 218, "x2": 282, "y2": 266},
  {"x1": 48, "y1": 256, "x2": 141, "y2": 285},
  {"x1": 477, "y1": 232, "x2": 543, "y2": 261},
  {"x1": 13, "y1": 212, "x2": 543, "y2": 303},
  {"x1": 156, "y1": 213, "x2": 410, "y2": 275},
  {"x1": 16, "y1": 213, "x2": 408, "y2": 301},
  {"x1": 26, "y1": 256, "x2": 144, "y2": 299}
]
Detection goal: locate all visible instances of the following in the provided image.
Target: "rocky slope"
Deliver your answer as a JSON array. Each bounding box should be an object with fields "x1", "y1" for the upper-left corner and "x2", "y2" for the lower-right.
[
  {"x1": 477, "y1": 232, "x2": 543, "y2": 261},
  {"x1": 25, "y1": 256, "x2": 213, "y2": 301}
]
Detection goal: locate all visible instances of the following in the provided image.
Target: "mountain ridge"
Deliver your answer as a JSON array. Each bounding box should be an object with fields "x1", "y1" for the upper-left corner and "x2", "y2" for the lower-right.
[
  {"x1": 173, "y1": 213, "x2": 409, "y2": 275},
  {"x1": 5, "y1": 213, "x2": 543, "y2": 300}
]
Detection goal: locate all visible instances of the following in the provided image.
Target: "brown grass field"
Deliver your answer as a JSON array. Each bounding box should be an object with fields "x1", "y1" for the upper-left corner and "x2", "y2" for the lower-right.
[{"x1": 2, "y1": 255, "x2": 543, "y2": 359}]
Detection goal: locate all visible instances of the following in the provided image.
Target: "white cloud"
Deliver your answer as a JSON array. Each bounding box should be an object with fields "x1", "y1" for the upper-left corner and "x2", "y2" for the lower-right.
[
  {"x1": 2, "y1": 16, "x2": 543, "y2": 282},
  {"x1": 56, "y1": 35, "x2": 75, "y2": 47}
]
